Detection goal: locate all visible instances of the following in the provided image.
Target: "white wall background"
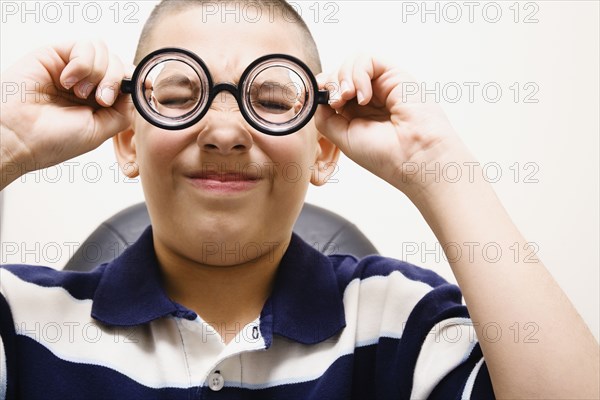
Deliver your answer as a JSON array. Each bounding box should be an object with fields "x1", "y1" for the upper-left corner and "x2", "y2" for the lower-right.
[{"x1": 1, "y1": 1, "x2": 598, "y2": 340}]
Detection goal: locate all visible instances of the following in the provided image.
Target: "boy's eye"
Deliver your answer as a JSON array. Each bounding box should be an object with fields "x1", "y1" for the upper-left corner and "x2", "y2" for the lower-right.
[
  {"x1": 254, "y1": 99, "x2": 294, "y2": 114},
  {"x1": 150, "y1": 87, "x2": 199, "y2": 109},
  {"x1": 145, "y1": 68, "x2": 202, "y2": 112},
  {"x1": 158, "y1": 95, "x2": 198, "y2": 107}
]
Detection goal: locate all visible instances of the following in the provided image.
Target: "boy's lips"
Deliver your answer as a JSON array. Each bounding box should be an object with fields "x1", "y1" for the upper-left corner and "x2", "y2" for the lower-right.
[{"x1": 185, "y1": 170, "x2": 262, "y2": 194}]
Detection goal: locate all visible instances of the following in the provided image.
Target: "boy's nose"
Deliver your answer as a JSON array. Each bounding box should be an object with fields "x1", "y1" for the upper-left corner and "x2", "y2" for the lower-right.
[
  {"x1": 197, "y1": 129, "x2": 251, "y2": 154},
  {"x1": 196, "y1": 98, "x2": 253, "y2": 155}
]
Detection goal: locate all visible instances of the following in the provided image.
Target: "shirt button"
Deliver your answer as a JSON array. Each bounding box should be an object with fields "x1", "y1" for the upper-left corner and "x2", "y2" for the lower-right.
[{"x1": 208, "y1": 371, "x2": 224, "y2": 391}]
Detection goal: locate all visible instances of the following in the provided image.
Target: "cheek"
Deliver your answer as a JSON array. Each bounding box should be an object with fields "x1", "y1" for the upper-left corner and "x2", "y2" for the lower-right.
[
  {"x1": 255, "y1": 129, "x2": 318, "y2": 186},
  {"x1": 136, "y1": 126, "x2": 189, "y2": 176}
]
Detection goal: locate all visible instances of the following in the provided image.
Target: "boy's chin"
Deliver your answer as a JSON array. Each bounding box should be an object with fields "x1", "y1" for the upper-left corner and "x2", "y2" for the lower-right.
[
  {"x1": 182, "y1": 235, "x2": 284, "y2": 267},
  {"x1": 173, "y1": 223, "x2": 287, "y2": 266}
]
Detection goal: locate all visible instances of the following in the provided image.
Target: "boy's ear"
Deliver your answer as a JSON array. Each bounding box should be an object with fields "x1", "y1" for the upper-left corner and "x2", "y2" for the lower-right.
[
  {"x1": 112, "y1": 128, "x2": 139, "y2": 178},
  {"x1": 310, "y1": 133, "x2": 341, "y2": 186}
]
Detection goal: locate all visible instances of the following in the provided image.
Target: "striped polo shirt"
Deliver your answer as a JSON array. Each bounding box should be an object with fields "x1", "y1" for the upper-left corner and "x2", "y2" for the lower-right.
[{"x1": 0, "y1": 227, "x2": 494, "y2": 399}]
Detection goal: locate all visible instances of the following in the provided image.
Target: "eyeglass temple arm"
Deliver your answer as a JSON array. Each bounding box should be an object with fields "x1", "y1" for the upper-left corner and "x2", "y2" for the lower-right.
[
  {"x1": 121, "y1": 79, "x2": 134, "y2": 94},
  {"x1": 317, "y1": 90, "x2": 329, "y2": 104}
]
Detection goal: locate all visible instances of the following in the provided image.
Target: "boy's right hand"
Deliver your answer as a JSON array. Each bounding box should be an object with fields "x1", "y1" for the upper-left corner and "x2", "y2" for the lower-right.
[{"x1": 0, "y1": 41, "x2": 132, "y2": 183}]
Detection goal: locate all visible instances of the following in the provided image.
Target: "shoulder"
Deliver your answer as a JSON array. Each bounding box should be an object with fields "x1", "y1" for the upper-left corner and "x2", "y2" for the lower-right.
[
  {"x1": 327, "y1": 253, "x2": 467, "y2": 333},
  {"x1": 329, "y1": 253, "x2": 457, "y2": 297},
  {"x1": 0, "y1": 263, "x2": 107, "y2": 306}
]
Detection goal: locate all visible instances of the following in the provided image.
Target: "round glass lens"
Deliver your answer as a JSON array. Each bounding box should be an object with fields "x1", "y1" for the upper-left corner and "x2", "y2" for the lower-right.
[
  {"x1": 246, "y1": 65, "x2": 310, "y2": 126},
  {"x1": 143, "y1": 60, "x2": 204, "y2": 119}
]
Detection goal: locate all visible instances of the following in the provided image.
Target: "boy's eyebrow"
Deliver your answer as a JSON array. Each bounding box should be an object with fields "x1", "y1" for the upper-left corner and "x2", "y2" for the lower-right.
[
  {"x1": 154, "y1": 74, "x2": 199, "y2": 91},
  {"x1": 250, "y1": 80, "x2": 299, "y2": 99}
]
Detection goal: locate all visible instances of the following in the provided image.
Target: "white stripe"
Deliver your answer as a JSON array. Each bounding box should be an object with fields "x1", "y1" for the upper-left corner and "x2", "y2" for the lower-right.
[
  {"x1": 354, "y1": 274, "x2": 434, "y2": 342},
  {"x1": 0, "y1": 334, "x2": 6, "y2": 400},
  {"x1": 1, "y1": 270, "x2": 191, "y2": 388},
  {"x1": 411, "y1": 317, "x2": 479, "y2": 400},
  {"x1": 461, "y1": 357, "x2": 485, "y2": 400}
]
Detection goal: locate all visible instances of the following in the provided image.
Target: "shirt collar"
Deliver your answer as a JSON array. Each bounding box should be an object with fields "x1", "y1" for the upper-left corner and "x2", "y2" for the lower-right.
[
  {"x1": 260, "y1": 232, "x2": 346, "y2": 346},
  {"x1": 91, "y1": 226, "x2": 346, "y2": 345},
  {"x1": 91, "y1": 226, "x2": 197, "y2": 326}
]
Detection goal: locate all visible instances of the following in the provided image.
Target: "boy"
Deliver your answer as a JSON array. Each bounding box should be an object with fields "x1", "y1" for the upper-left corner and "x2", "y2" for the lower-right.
[{"x1": 0, "y1": 0, "x2": 598, "y2": 398}]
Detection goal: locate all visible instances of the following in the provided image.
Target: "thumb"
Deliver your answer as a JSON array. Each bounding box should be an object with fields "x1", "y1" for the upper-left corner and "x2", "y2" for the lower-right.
[
  {"x1": 90, "y1": 93, "x2": 132, "y2": 144},
  {"x1": 314, "y1": 106, "x2": 351, "y2": 155}
]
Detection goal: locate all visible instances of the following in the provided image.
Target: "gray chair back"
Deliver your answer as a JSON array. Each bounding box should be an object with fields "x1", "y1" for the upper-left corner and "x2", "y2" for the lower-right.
[{"x1": 64, "y1": 202, "x2": 378, "y2": 271}]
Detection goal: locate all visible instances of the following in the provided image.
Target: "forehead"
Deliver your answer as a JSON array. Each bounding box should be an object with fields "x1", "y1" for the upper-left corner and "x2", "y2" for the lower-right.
[{"x1": 145, "y1": 7, "x2": 308, "y2": 82}]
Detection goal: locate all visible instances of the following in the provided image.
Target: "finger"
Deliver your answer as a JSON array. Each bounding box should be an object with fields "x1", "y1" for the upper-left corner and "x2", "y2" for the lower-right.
[
  {"x1": 338, "y1": 57, "x2": 357, "y2": 102},
  {"x1": 72, "y1": 40, "x2": 109, "y2": 100},
  {"x1": 90, "y1": 92, "x2": 133, "y2": 144},
  {"x1": 59, "y1": 41, "x2": 96, "y2": 92},
  {"x1": 314, "y1": 106, "x2": 351, "y2": 155},
  {"x1": 95, "y1": 53, "x2": 125, "y2": 107},
  {"x1": 352, "y1": 55, "x2": 374, "y2": 105}
]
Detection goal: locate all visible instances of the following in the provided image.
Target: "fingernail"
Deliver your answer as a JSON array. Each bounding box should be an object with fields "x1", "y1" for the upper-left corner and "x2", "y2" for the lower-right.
[
  {"x1": 341, "y1": 80, "x2": 351, "y2": 94},
  {"x1": 62, "y1": 77, "x2": 76, "y2": 90},
  {"x1": 99, "y1": 87, "x2": 116, "y2": 105},
  {"x1": 80, "y1": 83, "x2": 94, "y2": 99},
  {"x1": 357, "y1": 90, "x2": 365, "y2": 105},
  {"x1": 330, "y1": 93, "x2": 342, "y2": 104}
]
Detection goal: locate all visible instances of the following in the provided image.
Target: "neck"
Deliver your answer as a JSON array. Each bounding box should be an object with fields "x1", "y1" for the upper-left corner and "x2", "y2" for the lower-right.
[{"x1": 154, "y1": 236, "x2": 290, "y2": 344}]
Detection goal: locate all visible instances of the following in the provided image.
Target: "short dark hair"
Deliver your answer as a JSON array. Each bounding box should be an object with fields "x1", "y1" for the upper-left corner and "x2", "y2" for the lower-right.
[{"x1": 134, "y1": 0, "x2": 322, "y2": 73}]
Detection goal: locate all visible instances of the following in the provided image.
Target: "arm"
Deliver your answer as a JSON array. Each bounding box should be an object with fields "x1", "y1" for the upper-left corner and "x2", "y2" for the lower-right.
[
  {"x1": 315, "y1": 56, "x2": 599, "y2": 399},
  {"x1": 408, "y1": 140, "x2": 599, "y2": 398},
  {"x1": 0, "y1": 42, "x2": 132, "y2": 398},
  {"x1": 0, "y1": 123, "x2": 29, "y2": 191}
]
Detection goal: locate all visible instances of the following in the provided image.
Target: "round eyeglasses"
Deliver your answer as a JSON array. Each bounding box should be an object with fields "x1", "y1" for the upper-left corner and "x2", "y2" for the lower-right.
[{"x1": 121, "y1": 48, "x2": 329, "y2": 136}]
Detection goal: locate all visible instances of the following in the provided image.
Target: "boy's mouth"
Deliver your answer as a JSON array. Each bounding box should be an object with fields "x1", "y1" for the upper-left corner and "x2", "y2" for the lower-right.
[
  {"x1": 185, "y1": 169, "x2": 261, "y2": 194},
  {"x1": 186, "y1": 169, "x2": 261, "y2": 181},
  {"x1": 191, "y1": 173, "x2": 258, "y2": 182}
]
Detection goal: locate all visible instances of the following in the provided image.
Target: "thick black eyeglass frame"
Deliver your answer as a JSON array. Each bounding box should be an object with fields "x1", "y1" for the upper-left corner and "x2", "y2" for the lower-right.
[{"x1": 121, "y1": 47, "x2": 330, "y2": 136}]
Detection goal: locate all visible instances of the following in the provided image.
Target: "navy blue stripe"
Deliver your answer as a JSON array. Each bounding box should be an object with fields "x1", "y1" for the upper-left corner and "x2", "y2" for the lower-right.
[
  {"x1": 353, "y1": 338, "x2": 417, "y2": 400},
  {"x1": 396, "y1": 284, "x2": 469, "y2": 398},
  {"x1": 1, "y1": 264, "x2": 105, "y2": 301},
  {"x1": 15, "y1": 335, "x2": 194, "y2": 400},
  {"x1": 0, "y1": 294, "x2": 18, "y2": 400},
  {"x1": 472, "y1": 361, "x2": 494, "y2": 399},
  {"x1": 429, "y1": 344, "x2": 493, "y2": 399}
]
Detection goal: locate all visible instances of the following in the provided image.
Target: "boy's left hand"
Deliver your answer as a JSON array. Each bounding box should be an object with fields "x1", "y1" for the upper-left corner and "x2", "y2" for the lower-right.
[
  {"x1": 317, "y1": 56, "x2": 600, "y2": 400},
  {"x1": 315, "y1": 55, "x2": 466, "y2": 195}
]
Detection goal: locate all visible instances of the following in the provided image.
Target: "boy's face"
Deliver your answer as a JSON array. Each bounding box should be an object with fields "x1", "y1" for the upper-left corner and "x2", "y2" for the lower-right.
[{"x1": 115, "y1": 8, "x2": 338, "y2": 265}]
